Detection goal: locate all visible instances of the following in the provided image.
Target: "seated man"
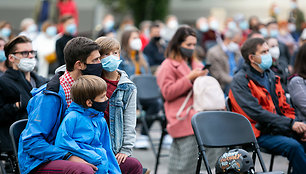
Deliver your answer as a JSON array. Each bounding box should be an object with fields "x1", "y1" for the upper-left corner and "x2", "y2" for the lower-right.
[
  {"x1": 18, "y1": 37, "x2": 103, "y2": 174},
  {"x1": 228, "y1": 38, "x2": 306, "y2": 174}
]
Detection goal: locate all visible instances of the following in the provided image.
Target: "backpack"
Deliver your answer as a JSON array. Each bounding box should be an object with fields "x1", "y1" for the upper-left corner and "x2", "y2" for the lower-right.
[{"x1": 176, "y1": 76, "x2": 225, "y2": 120}]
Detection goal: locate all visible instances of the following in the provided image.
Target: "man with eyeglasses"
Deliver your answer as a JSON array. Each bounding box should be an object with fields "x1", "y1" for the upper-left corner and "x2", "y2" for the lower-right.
[{"x1": 0, "y1": 35, "x2": 47, "y2": 156}]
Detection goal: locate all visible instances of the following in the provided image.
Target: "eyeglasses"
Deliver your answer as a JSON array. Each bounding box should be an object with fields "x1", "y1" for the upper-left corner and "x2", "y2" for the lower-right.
[{"x1": 12, "y1": 50, "x2": 37, "y2": 57}]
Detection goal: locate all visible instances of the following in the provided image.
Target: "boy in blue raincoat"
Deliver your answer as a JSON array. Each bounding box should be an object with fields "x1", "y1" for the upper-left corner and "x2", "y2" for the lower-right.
[{"x1": 55, "y1": 75, "x2": 121, "y2": 174}]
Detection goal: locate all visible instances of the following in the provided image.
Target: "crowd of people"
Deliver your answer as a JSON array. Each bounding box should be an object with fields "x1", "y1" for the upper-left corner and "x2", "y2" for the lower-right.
[{"x1": 0, "y1": 0, "x2": 306, "y2": 173}]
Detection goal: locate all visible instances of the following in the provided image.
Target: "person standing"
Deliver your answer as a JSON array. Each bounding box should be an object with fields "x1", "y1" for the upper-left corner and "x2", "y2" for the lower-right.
[
  {"x1": 0, "y1": 36, "x2": 47, "y2": 154},
  {"x1": 156, "y1": 26, "x2": 210, "y2": 174}
]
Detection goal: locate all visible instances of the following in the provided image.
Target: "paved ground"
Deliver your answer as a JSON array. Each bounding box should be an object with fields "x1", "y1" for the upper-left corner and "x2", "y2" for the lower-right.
[{"x1": 133, "y1": 122, "x2": 291, "y2": 174}]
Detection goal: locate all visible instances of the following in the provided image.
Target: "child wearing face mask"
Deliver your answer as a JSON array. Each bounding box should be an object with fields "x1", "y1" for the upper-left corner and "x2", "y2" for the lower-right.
[
  {"x1": 55, "y1": 75, "x2": 121, "y2": 174},
  {"x1": 95, "y1": 37, "x2": 144, "y2": 174}
]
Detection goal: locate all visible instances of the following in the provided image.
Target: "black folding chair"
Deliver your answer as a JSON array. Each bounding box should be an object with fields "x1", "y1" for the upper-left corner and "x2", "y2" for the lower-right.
[
  {"x1": 130, "y1": 74, "x2": 168, "y2": 174},
  {"x1": 9, "y1": 119, "x2": 28, "y2": 174},
  {"x1": 226, "y1": 98, "x2": 292, "y2": 173},
  {"x1": 191, "y1": 111, "x2": 283, "y2": 174}
]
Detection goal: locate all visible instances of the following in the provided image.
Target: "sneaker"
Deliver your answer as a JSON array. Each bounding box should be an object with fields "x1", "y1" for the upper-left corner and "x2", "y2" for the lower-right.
[
  {"x1": 134, "y1": 135, "x2": 150, "y2": 149},
  {"x1": 143, "y1": 168, "x2": 151, "y2": 174},
  {"x1": 162, "y1": 134, "x2": 173, "y2": 149}
]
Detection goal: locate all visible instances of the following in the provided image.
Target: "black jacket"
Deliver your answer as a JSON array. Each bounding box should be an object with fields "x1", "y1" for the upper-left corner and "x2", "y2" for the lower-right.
[
  {"x1": 0, "y1": 68, "x2": 47, "y2": 152},
  {"x1": 143, "y1": 39, "x2": 166, "y2": 66}
]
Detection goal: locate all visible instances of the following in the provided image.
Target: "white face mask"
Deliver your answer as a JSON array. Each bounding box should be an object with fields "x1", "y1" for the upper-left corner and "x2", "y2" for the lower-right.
[
  {"x1": 227, "y1": 42, "x2": 239, "y2": 52},
  {"x1": 130, "y1": 38, "x2": 142, "y2": 51},
  {"x1": 269, "y1": 46, "x2": 280, "y2": 59},
  {"x1": 13, "y1": 55, "x2": 37, "y2": 72},
  {"x1": 167, "y1": 20, "x2": 178, "y2": 29}
]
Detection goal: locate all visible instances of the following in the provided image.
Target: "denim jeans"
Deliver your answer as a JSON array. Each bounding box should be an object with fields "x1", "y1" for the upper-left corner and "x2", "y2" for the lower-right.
[{"x1": 257, "y1": 134, "x2": 306, "y2": 174}]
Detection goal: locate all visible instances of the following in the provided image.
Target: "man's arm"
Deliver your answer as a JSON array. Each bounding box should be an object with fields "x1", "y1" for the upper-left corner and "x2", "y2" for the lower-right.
[
  {"x1": 229, "y1": 76, "x2": 294, "y2": 134},
  {"x1": 21, "y1": 93, "x2": 68, "y2": 161}
]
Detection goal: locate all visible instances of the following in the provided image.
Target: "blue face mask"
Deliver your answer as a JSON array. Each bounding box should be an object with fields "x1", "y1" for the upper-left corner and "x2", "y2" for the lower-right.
[
  {"x1": 239, "y1": 21, "x2": 249, "y2": 31},
  {"x1": 46, "y1": 26, "x2": 57, "y2": 36},
  {"x1": 101, "y1": 55, "x2": 122, "y2": 72},
  {"x1": 257, "y1": 53, "x2": 272, "y2": 71},
  {"x1": 269, "y1": 29, "x2": 279, "y2": 38},
  {"x1": 259, "y1": 28, "x2": 268, "y2": 38},
  {"x1": 66, "y1": 23, "x2": 77, "y2": 35},
  {"x1": 0, "y1": 50, "x2": 6, "y2": 62},
  {"x1": 92, "y1": 100, "x2": 108, "y2": 112},
  {"x1": 1, "y1": 28, "x2": 11, "y2": 37},
  {"x1": 81, "y1": 63, "x2": 103, "y2": 77}
]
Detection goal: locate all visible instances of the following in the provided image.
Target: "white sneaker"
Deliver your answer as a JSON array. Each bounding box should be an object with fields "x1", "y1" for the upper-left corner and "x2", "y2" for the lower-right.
[
  {"x1": 162, "y1": 134, "x2": 173, "y2": 149},
  {"x1": 134, "y1": 135, "x2": 150, "y2": 149}
]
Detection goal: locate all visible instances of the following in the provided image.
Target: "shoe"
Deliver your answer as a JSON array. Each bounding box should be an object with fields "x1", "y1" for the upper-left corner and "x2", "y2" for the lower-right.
[
  {"x1": 143, "y1": 168, "x2": 151, "y2": 174},
  {"x1": 162, "y1": 134, "x2": 172, "y2": 149},
  {"x1": 134, "y1": 135, "x2": 150, "y2": 149}
]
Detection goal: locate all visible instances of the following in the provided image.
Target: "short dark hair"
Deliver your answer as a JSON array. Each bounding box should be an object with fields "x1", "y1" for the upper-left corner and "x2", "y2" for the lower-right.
[
  {"x1": 241, "y1": 38, "x2": 265, "y2": 65},
  {"x1": 165, "y1": 26, "x2": 196, "y2": 60},
  {"x1": 4, "y1": 35, "x2": 31, "y2": 67},
  {"x1": 59, "y1": 15, "x2": 74, "y2": 24},
  {"x1": 149, "y1": 23, "x2": 160, "y2": 32},
  {"x1": 71, "y1": 75, "x2": 107, "y2": 108},
  {"x1": 64, "y1": 37, "x2": 100, "y2": 71},
  {"x1": 294, "y1": 43, "x2": 306, "y2": 79}
]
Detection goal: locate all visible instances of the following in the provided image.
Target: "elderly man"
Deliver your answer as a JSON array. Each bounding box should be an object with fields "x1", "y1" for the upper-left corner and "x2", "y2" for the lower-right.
[{"x1": 206, "y1": 28, "x2": 242, "y2": 95}]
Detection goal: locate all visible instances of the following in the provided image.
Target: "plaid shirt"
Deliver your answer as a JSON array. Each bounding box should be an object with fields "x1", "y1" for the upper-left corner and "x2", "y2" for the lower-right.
[{"x1": 60, "y1": 71, "x2": 75, "y2": 107}]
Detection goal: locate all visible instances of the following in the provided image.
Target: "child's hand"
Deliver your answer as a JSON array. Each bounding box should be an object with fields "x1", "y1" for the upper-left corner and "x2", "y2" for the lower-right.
[{"x1": 115, "y1": 153, "x2": 128, "y2": 165}]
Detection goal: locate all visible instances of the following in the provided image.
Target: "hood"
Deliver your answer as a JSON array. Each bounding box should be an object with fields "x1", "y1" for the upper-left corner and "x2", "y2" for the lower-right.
[{"x1": 117, "y1": 69, "x2": 134, "y2": 85}]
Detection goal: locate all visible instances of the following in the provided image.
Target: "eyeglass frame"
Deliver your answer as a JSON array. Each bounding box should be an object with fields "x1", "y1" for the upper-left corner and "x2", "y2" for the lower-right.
[{"x1": 11, "y1": 50, "x2": 37, "y2": 57}]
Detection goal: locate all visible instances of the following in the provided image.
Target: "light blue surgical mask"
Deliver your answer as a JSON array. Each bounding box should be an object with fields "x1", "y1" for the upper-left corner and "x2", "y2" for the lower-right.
[
  {"x1": 256, "y1": 53, "x2": 272, "y2": 71},
  {"x1": 0, "y1": 50, "x2": 6, "y2": 62},
  {"x1": 27, "y1": 24, "x2": 37, "y2": 33},
  {"x1": 1, "y1": 28, "x2": 11, "y2": 37},
  {"x1": 239, "y1": 21, "x2": 249, "y2": 31},
  {"x1": 199, "y1": 23, "x2": 209, "y2": 32},
  {"x1": 101, "y1": 55, "x2": 122, "y2": 72},
  {"x1": 66, "y1": 23, "x2": 77, "y2": 35},
  {"x1": 269, "y1": 29, "x2": 279, "y2": 38},
  {"x1": 259, "y1": 28, "x2": 268, "y2": 38},
  {"x1": 46, "y1": 26, "x2": 57, "y2": 36}
]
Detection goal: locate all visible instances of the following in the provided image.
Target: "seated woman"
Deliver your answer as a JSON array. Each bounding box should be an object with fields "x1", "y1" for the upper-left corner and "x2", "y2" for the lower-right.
[{"x1": 288, "y1": 43, "x2": 306, "y2": 122}]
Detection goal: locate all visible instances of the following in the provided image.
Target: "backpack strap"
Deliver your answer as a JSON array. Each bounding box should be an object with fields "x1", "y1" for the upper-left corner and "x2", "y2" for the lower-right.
[{"x1": 176, "y1": 90, "x2": 193, "y2": 120}]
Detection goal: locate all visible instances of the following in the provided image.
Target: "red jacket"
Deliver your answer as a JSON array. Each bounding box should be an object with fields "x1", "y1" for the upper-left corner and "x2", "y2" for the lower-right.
[{"x1": 229, "y1": 64, "x2": 295, "y2": 138}]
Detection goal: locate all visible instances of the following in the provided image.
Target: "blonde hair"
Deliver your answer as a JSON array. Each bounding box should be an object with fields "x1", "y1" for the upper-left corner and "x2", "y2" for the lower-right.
[
  {"x1": 95, "y1": 36, "x2": 121, "y2": 55},
  {"x1": 70, "y1": 75, "x2": 107, "y2": 108}
]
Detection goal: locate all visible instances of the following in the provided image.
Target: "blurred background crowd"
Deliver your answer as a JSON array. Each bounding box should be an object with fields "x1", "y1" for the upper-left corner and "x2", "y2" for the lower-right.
[{"x1": 0, "y1": 0, "x2": 305, "y2": 152}]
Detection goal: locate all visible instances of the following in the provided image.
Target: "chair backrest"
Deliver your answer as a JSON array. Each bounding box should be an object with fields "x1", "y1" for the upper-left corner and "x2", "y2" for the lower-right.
[
  {"x1": 130, "y1": 74, "x2": 161, "y2": 100},
  {"x1": 9, "y1": 119, "x2": 28, "y2": 156},
  {"x1": 191, "y1": 111, "x2": 256, "y2": 147}
]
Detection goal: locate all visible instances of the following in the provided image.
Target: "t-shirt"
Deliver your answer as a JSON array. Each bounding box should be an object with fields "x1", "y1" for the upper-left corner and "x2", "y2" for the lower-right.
[{"x1": 103, "y1": 77, "x2": 119, "y2": 126}]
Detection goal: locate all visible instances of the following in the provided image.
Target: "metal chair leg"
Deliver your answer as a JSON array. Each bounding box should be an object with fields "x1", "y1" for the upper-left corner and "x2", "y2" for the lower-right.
[
  {"x1": 269, "y1": 154, "x2": 275, "y2": 171},
  {"x1": 196, "y1": 152, "x2": 202, "y2": 174},
  {"x1": 140, "y1": 115, "x2": 157, "y2": 157},
  {"x1": 154, "y1": 128, "x2": 166, "y2": 174}
]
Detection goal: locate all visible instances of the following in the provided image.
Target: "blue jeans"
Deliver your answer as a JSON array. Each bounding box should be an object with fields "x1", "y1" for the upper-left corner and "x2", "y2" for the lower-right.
[{"x1": 257, "y1": 134, "x2": 306, "y2": 174}]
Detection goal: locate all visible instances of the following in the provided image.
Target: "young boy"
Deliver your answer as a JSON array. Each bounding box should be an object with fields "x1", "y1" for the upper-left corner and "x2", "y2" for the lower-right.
[
  {"x1": 55, "y1": 75, "x2": 121, "y2": 174},
  {"x1": 95, "y1": 37, "x2": 144, "y2": 174}
]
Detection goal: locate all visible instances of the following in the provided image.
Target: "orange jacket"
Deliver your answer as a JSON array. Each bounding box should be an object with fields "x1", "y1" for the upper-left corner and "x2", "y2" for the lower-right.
[{"x1": 229, "y1": 64, "x2": 295, "y2": 138}]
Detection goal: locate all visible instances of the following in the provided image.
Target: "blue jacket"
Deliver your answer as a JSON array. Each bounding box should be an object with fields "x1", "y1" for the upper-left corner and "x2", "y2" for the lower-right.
[
  {"x1": 55, "y1": 102, "x2": 121, "y2": 174},
  {"x1": 18, "y1": 73, "x2": 68, "y2": 174}
]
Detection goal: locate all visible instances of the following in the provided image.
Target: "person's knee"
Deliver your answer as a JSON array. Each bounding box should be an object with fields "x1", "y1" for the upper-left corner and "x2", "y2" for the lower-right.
[
  {"x1": 284, "y1": 138, "x2": 305, "y2": 155},
  {"x1": 128, "y1": 157, "x2": 143, "y2": 169},
  {"x1": 66, "y1": 162, "x2": 95, "y2": 174}
]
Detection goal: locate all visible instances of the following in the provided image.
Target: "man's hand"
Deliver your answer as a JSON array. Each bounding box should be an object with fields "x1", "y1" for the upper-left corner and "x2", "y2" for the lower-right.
[
  {"x1": 292, "y1": 121, "x2": 306, "y2": 134},
  {"x1": 115, "y1": 153, "x2": 128, "y2": 165},
  {"x1": 68, "y1": 155, "x2": 98, "y2": 171}
]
